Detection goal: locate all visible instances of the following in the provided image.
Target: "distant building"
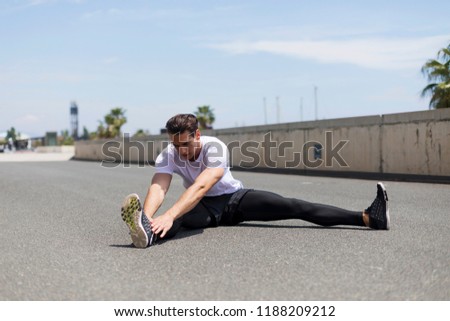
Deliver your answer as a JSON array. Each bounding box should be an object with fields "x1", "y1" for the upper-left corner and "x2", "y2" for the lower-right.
[
  {"x1": 70, "y1": 101, "x2": 79, "y2": 140},
  {"x1": 0, "y1": 132, "x2": 6, "y2": 152},
  {"x1": 45, "y1": 132, "x2": 58, "y2": 146},
  {"x1": 0, "y1": 132, "x2": 32, "y2": 151}
]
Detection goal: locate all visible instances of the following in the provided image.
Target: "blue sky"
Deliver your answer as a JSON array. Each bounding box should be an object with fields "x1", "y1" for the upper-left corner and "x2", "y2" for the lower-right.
[{"x1": 1, "y1": 0, "x2": 449, "y2": 137}]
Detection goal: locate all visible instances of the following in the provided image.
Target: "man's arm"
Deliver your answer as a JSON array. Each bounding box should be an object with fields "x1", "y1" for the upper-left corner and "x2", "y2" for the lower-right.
[
  {"x1": 151, "y1": 167, "x2": 225, "y2": 237},
  {"x1": 143, "y1": 173, "x2": 172, "y2": 219}
]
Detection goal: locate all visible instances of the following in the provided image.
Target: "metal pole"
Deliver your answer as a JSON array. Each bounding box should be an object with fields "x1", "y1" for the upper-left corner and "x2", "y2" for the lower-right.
[
  {"x1": 300, "y1": 97, "x2": 303, "y2": 121},
  {"x1": 263, "y1": 97, "x2": 267, "y2": 124},
  {"x1": 314, "y1": 86, "x2": 318, "y2": 120},
  {"x1": 276, "y1": 96, "x2": 280, "y2": 123}
]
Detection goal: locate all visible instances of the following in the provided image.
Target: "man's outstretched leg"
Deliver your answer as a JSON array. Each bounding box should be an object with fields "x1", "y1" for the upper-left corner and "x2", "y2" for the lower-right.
[
  {"x1": 233, "y1": 182, "x2": 390, "y2": 230},
  {"x1": 121, "y1": 193, "x2": 158, "y2": 248}
]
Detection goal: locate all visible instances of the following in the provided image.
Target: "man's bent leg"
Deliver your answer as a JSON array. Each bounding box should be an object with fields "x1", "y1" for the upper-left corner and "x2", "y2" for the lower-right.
[
  {"x1": 161, "y1": 201, "x2": 214, "y2": 239},
  {"x1": 162, "y1": 218, "x2": 183, "y2": 239},
  {"x1": 181, "y1": 202, "x2": 213, "y2": 229}
]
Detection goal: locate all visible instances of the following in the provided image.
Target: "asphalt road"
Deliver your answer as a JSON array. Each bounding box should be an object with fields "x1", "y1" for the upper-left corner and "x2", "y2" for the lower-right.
[{"x1": 0, "y1": 160, "x2": 449, "y2": 300}]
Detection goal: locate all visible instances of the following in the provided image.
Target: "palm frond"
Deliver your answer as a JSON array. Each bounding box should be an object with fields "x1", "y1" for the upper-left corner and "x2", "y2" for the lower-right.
[
  {"x1": 421, "y1": 43, "x2": 450, "y2": 109},
  {"x1": 420, "y1": 83, "x2": 437, "y2": 98}
]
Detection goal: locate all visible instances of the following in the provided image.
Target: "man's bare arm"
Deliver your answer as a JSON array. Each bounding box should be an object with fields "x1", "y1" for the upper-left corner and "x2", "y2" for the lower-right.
[
  {"x1": 151, "y1": 167, "x2": 224, "y2": 237},
  {"x1": 143, "y1": 173, "x2": 172, "y2": 219}
]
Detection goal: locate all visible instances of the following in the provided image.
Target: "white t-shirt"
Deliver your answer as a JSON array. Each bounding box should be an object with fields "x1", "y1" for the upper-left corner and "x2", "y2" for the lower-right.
[{"x1": 155, "y1": 136, "x2": 243, "y2": 196}]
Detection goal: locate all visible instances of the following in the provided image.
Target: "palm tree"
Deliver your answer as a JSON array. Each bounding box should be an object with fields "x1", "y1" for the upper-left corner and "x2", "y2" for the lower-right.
[
  {"x1": 133, "y1": 129, "x2": 150, "y2": 138},
  {"x1": 81, "y1": 126, "x2": 90, "y2": 140},
  {"x1": 96, "y1": 107, "x2": 127, "y2": 138},
  {"x1": 421, "y1": 43, "x2": 450, "y2": 109},
  {"x1": 194, "y1": 105, "x2": 215, "y2": 129},
  {"x1": 5, "y1": 127, "x2": 20, "y2": 149},
  {"x1": 6, "y1": 127, "x2": 18, "y2": 142},
  {"x1": 96, "y1": 121, "x2": 107, "y2": 139},
  {"x1": 105, "y1": 107, "x2": 127, "y2": 137},
  {"x1": 59, "y1": 130, "x2": 74, "y2": 145}
]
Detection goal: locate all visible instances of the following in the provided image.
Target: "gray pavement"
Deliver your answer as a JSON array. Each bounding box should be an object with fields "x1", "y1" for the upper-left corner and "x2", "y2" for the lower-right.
[{"x1": 0, "y1": 159, "x2": 449, "y2": 300}]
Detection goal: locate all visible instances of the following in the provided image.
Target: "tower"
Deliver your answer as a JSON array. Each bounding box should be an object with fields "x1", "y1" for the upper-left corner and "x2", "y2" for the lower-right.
[{"x1": 70, "y1": 101, "x2": 79, "y2": 140}]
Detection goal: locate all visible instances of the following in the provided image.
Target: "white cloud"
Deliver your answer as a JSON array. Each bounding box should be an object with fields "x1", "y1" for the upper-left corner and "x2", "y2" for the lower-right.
[
  {"x1": 0, "y1": 67, "x2": 96, "y2": 84},
  {"x1": 80, "y1": 9, "x2": 102, "y2": 19},
  {"x1": 6, "y1": 0, "x2": 55, "y2": 10},
  {"x1": 25, "y1": 0, "x2": 55, "y2": 7},
  {"x1": 1, "y1": 0, "x2": 82, "y2": 13},
  {"x1": 15, "y1": 114, "x2": 40, "y2": 125},
  {"x1": 208, "y1": 35, "x2": 450, "y2": 70},
  {"x1": 103, "y1": 57, "x2": 119, "y2": 64},
  {"x1": 368, "y1": 86, "x2": 420, "y2": 103},
  {"x1": 81, "y1": 8, "x2": 144, "y2": 20},
  {"x1": 80, "y1": 6, "x2": 242, "y2": 22},
  {"x1": 80, "y1": 7, "x2": 193, "y2": 22}
]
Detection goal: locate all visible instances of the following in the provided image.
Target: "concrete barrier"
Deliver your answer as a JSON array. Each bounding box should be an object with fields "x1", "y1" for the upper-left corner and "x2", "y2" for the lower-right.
[
  {"x1": 74, "y1": 109, "x2": 450, "y2": 181},
  {"x1": 35, "y1": 146, "x2": 75, "y2": 154}
]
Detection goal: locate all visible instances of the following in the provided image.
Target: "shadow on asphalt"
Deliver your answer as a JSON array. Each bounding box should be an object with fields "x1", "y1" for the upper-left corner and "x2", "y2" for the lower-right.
[
  {"x1": 236, "y1": 222, "x2": 369, "y2": 231},
  {"x1": 109, "y1": 228, "x2": 205, "y2": 248},
  {"x1": 109, "y1": 243, "x2": 136, "y2": 249},
  {"x1": 109, "y1": 224, "x2": 373, "y2": 248}
]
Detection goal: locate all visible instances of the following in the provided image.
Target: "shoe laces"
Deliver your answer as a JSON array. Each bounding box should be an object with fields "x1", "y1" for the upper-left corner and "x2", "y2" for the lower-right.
[
  {"x1": 141, "y1": 213, "x2": 157, "y2": 246},
  {"x1": 366, "y1": 185, "x2": 387, "y2": 224},
  {"x1": 366, "y1": 197, "x2": 382, "y2": 219}
]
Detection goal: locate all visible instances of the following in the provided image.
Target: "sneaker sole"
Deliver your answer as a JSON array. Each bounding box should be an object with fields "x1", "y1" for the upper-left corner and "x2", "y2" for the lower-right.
[
  {"x1": 121, "y1": 193, "x2": 148, "y2": 248},
  {"x1": 377, "y1": 182, "x2": 390, "y2": 230}
]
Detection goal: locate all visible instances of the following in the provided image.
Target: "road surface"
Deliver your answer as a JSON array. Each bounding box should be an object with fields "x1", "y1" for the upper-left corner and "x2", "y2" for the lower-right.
[{"x1": 0, "y1": 159, "x2": 449, "y2": 300}]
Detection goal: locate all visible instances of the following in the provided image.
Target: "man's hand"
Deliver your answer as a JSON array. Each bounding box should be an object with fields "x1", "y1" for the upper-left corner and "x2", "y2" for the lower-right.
[
  {"x1": 151, "y1": 213, "x2": 174, "y2": 238},
  {"x1": 150, "y1": 167, "x2": 224, "y2": 238}
]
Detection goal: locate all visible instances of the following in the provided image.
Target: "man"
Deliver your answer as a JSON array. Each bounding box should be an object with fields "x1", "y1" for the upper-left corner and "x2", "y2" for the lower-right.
[{"x1": 121, "y1": 114, "x2": 390, "y2": 248}]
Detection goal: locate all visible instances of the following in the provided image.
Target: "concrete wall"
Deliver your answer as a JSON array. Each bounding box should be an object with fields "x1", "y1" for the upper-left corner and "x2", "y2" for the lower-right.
[
  {"x1": 74, "y1": 109, "x2": 450, "y2": 179},
  {"x1": 35, "y1": 146, "x2": 75, "y2": 153}
]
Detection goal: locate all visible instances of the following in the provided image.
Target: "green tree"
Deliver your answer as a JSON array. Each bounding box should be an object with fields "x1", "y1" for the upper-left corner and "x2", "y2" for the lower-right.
[
  {"x1": 6, "y1": 127, "x2": 18, "y2": 142},
  {"x1": 421, "y1": 43, "x2": 450, "y2": 109},
  {"x1": 105, "y1": 107, "x2": 127, "y2": 137},
  {"x1": 96, "y1": 107, "x2": 127, "y2": 138},
  {"x1": 96, "y1": 121, "x2": 107, "y2": 139},
  {"x1": 194, "y1": 105, "x2": 215, "y2": 129},
  {"x1": 81, "y1": 126, "x2": 90, "y2": 140},
  {"x1": 59, "y1": 130, "x2": 74, "y2": 146},
  {"x1": 133, "y1": 129, "x2": 150, "y2": 138}
]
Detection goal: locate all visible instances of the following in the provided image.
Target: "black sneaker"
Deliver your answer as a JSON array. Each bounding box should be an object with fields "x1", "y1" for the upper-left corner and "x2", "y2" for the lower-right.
[
  {"x1": 121, "y1": 193, "x2": 157, "y2": 248},
  {"x1": 365, "y1": 182, "x2": 390, "y2": 230}
]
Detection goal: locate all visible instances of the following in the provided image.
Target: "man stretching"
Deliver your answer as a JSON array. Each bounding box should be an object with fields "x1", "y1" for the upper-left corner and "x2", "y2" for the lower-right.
[{"x1": 121, "y1": 114, "x2": 389, "y2": 248}]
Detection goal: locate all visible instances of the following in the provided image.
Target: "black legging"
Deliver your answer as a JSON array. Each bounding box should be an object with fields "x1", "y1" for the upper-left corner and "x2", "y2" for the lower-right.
[
  {"x1": 235, "y1": 190, "x2": 365, "y2": 227},
  {"x1": 163, "y1": 193, "x2": 231, "y2": 239},
  {"x1": 162, "y1": 189, "x2": 364, "y2": 239}
]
